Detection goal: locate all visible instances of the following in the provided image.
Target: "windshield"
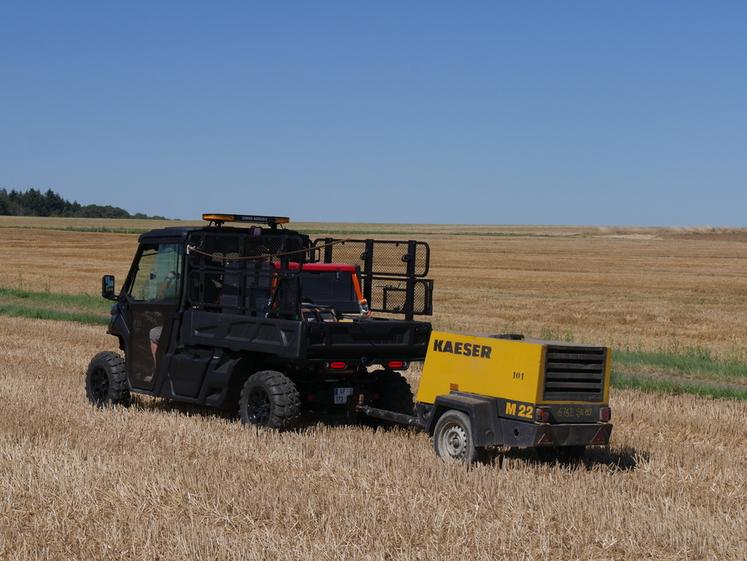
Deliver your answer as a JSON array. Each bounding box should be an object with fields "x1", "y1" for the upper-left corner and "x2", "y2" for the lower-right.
[{"x1": 128, "y1": 243, "x2": 182, "y2": 302}]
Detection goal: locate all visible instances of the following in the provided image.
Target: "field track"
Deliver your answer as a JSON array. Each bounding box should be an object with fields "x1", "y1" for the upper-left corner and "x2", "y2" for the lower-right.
[{"x1": 1, "y1": 218, "x2": 746, "y2": 560}]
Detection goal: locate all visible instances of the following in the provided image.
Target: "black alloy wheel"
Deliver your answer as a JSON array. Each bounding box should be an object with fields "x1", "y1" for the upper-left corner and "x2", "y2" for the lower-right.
[
  {"x1": 89, "y1": 366, "x2": 110, "y2": 403},
  {"x1": 246, "y1": 386, "x2": 272, "y2": 425},
  {"x1": 238, "y1": 370, "x2": 301, "y2": 429},
  {"x1": 85, "y1": 351, "x2": 130, "y2": 407}
]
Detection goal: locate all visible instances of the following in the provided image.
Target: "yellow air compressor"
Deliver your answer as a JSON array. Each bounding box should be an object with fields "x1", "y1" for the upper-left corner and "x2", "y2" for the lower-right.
[{"x1": 357, "y1": 331, "x2": 613, "y2": 463}]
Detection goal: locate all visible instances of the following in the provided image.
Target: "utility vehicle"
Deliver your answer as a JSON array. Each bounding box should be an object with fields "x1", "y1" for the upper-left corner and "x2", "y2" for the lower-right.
[
  {"x1": 87, "y1": 214, "x2": 433, "y2": 428},
  {"x1": 86, "y1": 213, "x2": 613, "y2": 463}
]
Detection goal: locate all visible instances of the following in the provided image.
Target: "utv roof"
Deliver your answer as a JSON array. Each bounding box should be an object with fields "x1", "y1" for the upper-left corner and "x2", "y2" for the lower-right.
[
  {"x1": 139, "y1": 213, "x2": 294, "y2": 242},
  {"x1": 138, "y1": 226, "x2": 199, "y2": 242},
  {"x1": 138, "y1": 225, "x2": 306, "y2": 243}
]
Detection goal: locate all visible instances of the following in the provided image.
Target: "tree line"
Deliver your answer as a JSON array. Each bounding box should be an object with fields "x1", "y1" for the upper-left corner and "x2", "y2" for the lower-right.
[{"x1": 0, "y1": 188, "x2": 166, "y2": 219}]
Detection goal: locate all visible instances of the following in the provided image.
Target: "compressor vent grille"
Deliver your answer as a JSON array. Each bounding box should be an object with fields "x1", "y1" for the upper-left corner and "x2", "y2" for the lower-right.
[{"x1": 542, "y1": 345, "x2": 606, "y2": 402}]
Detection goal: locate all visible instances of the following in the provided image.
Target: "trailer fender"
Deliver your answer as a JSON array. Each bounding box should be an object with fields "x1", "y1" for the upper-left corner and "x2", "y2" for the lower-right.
[{"x1": 428, "y1": 393, "x2": 502, "y2": 447}]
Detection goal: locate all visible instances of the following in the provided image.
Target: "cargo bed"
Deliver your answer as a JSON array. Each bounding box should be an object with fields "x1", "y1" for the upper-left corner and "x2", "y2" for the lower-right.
[{"x1": 180, "y1": 309, "x2": 431, "y2": 360}]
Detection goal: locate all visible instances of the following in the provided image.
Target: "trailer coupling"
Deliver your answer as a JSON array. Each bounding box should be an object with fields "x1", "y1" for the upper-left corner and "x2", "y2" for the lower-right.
[{"x1": 354, "y1": 396, "x2": 424, "y2": 429}]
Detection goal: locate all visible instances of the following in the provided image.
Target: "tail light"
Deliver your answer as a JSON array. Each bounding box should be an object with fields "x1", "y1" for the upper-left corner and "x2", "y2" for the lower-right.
[
  {"x1": 387, "y1": 360, "x2": 407, "y2": 370},
  {"x1": 327, "y1": 361, "x2": 347, "y2": 370},
  {"x1": 535, "y1": 407, "x2": 551, "y2": 423},
  {"x1": 599, "y1": 406, "x2": 611, "y2": 422}
]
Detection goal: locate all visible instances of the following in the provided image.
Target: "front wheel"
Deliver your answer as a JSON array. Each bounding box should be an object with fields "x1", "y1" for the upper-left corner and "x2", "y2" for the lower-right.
[
  {"x1": 85, "y1": 351, "x2": 130, "y2": 407},
  {"x1": 433, "y1": 410, "x2": 487, "y2": 464},
  {"x1": 239, "y1": 370, "x2": 300, "y2": 429}
]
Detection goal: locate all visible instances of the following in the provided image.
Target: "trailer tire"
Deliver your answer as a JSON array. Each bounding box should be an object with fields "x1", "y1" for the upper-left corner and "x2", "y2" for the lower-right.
[
  {"x1": 239, "y1": 370, "x2": 300, "y2": 429},
  {"x1": 433, "y1": 409, "x2": 487, "y2": 464},
  {"x1": 85, "y1": 351, "x2": 130, "y2": 407}
]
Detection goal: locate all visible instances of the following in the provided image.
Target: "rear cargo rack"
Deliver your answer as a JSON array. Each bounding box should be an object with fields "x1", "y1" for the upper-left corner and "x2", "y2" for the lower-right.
[{"x1": 312, "y1": 238, "x2": 433, "y2": 320}]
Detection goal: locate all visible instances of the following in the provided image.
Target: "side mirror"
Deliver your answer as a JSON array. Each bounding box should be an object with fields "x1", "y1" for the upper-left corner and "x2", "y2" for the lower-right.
[{"x1": 101, "y1": 275, "x2": 117, "y2": 301}]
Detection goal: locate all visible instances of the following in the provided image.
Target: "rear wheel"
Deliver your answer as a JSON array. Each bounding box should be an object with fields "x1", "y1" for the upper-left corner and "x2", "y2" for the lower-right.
[
  {"x1": 239, "y1": 370, "x2": 300, "y2": 429},
  {"x1": 433, "y1": 410, "x2": 487, "y2": 464},
  {"x1": 362, "y1": 369, "x2": 414, "y2": 427},
  {"x1": 85, "y1": 351, "x2": 130, "y2": 407}
]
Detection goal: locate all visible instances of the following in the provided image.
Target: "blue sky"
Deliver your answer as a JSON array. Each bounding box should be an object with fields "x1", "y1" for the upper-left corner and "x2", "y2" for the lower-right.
[{"x1": 1, "y1": 2, "x2": 745, "y2": 225}]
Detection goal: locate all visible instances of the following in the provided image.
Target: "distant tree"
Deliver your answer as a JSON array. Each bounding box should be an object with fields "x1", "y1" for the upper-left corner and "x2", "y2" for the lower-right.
[
  {"x1": 44, "y1": 189, "x2": 70, "y2": 215},
  {"x1": 75, "y1": 204, "x2": 131, "y2": 218},
  {"x1": 0, "y1": 187, "x2": 168, "y2": 219}
]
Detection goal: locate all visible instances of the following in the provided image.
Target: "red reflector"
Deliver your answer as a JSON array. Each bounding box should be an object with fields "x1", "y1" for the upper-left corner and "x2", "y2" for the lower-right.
[
  {"x1": 591, "y1": 428, "x2": 608, "y2": 445},
  {"x1": 328, "y1": 361, "x2": 347, "y2": 370},
  {"x1": 306, "y1": 394, "x2": 315, "y2": 402},
  {"x1": 537, "y1": 431, "x2": 553, "y2": 445},
  {"x1": 387, "y1": 360, "x2": 406, "y2": 369},
  {"x1": 599, "y1": 406, "x2": 611, "y2": 422}
]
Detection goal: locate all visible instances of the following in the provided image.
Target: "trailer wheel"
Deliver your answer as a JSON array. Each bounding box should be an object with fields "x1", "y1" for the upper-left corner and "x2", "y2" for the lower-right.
[
  {"x1": 239, "y1": 370, "x2": 300, "y2": 429},
  {"x1": 433, "y1": 410, "x2": 486, "y2": 464},
  {"x1": 85, "y1": 351, "x2": 130, "y2": 407}
]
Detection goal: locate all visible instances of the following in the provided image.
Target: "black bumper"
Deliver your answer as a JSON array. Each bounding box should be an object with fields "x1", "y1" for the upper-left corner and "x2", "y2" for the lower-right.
[
  {"x1": 429, "y1": 393, "x2": 613, "y2": 449},
  {"x1": 498, "y1": 418, "x2": 613, "y2": 448}
]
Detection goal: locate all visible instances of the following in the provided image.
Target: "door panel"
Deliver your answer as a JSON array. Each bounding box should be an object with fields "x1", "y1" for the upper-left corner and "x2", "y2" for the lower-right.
[
  {"x1": 168, "y1": 349, "x2": 214, "y2": 398},
  {"x1": 123, "y1": 242, "x2": 183, "y2": 390}
]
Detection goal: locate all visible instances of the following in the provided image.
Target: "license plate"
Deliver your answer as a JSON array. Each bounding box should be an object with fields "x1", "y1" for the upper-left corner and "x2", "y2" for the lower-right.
[
  {"x1": 555, "y1": 406, "x2": 594, "y2": 419},
  {"x1": 334, "y1": 387, "x2": 354, "y2": 405}
]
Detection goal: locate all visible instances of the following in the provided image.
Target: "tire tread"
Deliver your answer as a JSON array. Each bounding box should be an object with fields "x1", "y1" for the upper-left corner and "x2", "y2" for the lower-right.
[
  {"x1": 85, "y1": 351, "x2": 130, "y2": 407},
  {"x1": 239, "y1": 370, "x2": 300, "y2": 429}
]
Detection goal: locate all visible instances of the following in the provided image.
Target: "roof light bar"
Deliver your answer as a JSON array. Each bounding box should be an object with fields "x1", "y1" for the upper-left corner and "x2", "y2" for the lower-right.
[{"x1": 202, "y1": 213, "x2": 290, "y2": 225}]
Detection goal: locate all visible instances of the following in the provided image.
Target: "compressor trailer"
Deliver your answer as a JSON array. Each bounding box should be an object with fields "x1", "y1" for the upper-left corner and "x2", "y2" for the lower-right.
[
  {"x1": 86, "y1": 213, "x2": 612, "y2": 464},
  {"x1": 357, "y1": 331, "x2": 613, "y2": 463}
]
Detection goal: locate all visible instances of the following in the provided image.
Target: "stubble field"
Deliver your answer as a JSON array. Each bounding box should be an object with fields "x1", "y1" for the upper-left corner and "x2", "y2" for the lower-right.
[{"x1": 1, "y1": 217, "x2": 746, "y2": 560}]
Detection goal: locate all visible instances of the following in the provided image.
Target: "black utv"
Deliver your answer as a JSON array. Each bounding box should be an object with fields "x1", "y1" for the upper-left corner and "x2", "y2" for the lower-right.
[{"x1": 86, "y1": 214, "x2": 434, "y2": 428}]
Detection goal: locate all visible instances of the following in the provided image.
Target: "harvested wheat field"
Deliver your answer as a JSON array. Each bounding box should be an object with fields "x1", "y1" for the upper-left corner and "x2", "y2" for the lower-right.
[
  {"x1": 1, "y1": 217, "x2": 747, "y2": 560},
  {"x1": 2, "y1": 217, "x2": 747, "y2": 357},
  {"x1": 1, "y1": 316, "x2": 746, "y2": 560}
]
